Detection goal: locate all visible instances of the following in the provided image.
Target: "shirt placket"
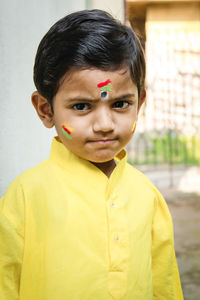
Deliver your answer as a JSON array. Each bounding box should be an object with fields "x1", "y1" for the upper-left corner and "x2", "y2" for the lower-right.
[{"x1": 105, "y1": 186, "x2": 130, "y2": 300}]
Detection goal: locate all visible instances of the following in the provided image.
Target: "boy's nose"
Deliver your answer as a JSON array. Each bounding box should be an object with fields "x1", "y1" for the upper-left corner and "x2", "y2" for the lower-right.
[{"x1": 93, "y1": 107, "x2": 114, "y2": 133}]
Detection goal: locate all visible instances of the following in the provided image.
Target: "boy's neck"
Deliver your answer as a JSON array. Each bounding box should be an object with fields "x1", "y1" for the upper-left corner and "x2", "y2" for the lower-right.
[{"x1": 91, "y1": 159, "x2": 116, "y2": 178}]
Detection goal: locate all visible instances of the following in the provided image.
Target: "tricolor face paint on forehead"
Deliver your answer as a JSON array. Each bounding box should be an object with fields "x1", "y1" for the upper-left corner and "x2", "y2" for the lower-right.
[
  {"x1": 97, "y1": 79, "x2": 112, "y2": 100},
  {"x1": 62, "y1": 123, "x2": 74, "y2": 140}
]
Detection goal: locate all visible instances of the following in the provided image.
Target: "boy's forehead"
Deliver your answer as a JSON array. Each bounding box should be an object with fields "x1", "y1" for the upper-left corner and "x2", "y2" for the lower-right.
[
  {"x1": 53, "y1": 68, "x2": 138, "y2": 105},
  {"x1": 59, "y1": 67, "x2": 135, "y2": 92}
]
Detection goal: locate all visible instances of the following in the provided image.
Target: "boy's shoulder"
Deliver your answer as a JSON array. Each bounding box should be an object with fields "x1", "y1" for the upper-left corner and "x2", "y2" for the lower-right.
[
  {"x1": 125, "y1": 162, "x2": 154, "y2": 187},
  {"x1": 17, "y1": 158, "x2": 51, "y2": 179},
  {"x1": 4, "y1": 158, "x2": 55, "y2": 194},
  {"x1": 125, "y1": 162, "x2": 162, "y2": 200}
]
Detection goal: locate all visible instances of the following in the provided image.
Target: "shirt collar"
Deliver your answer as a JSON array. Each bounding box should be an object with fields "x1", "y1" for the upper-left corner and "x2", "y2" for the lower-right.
[{"x1": 49, "y1": 137, "x2": 127, "y2": 189}]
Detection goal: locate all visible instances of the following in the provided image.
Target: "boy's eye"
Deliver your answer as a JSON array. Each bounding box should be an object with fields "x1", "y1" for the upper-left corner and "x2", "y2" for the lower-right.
[
  {"x1": 113, "y1": 101, "x2": 130, "y2": 109},
  {"x1": 73, "y1": 103, "x2": 90, "y2": 111}
]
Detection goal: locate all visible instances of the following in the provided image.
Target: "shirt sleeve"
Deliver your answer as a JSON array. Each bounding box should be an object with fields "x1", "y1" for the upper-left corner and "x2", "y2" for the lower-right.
[
  {"x1": 151, "y1": 187, "x2": 183, "y2": 300},
  {"x1": 0, "y1": 179, "x2": 25, "y2": 300}
]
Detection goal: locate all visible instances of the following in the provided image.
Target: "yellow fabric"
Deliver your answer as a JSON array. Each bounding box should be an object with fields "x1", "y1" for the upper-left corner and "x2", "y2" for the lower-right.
[{"x1": 0, "y1": 137, "x2": 183, "y2": 300}]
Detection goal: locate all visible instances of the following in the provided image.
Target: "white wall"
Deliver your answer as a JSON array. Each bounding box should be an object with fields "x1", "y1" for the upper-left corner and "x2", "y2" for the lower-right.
[
  {"x1": 0, "y1": 0, "x2": 124, "y2": 196},
  {"x1": 0, "y1": 0, "x2": 86, "y2": 196},
  {"x1": 89, "y1": 0, "x2": 125, "y2": 22}
]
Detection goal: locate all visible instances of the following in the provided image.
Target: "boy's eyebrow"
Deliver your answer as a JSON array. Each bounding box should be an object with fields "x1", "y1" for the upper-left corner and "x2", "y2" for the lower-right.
[
  {"x1": 113, "y1": 94, "x2": 136, "y2": 101},
  {"x1": 66, "y1": 93, "x2": 136, "y2": 103}
]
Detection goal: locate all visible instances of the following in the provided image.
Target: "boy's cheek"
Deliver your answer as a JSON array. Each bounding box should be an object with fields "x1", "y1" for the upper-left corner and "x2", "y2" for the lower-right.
[{"x1": 61, "y1": 123, "x2": 74, "y2": 140}]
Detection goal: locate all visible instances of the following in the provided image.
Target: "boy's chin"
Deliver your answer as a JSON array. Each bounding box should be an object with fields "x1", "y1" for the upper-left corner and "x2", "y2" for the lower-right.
[
  {"x1": 61, "y1": 141, "x2": 120, "y2": 163},
  {"x1": 87, "y1": 152, "x2": 118, "y2": 164},
  {"x1": 89, "y1": 157, "x2": 115, "y2": 164},
  {"x1": 87, "y1": 151, "x2": 116, "y2": 162}
]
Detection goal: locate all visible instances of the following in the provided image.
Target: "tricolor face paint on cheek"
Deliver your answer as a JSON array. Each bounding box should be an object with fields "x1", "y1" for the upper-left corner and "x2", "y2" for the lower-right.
[
  {"x1": 97, "y1": 79, "x2": 112, "y2": 100},
  {"x1": 132, "y1": 121, "x2": 136, "y2": 135},
  {"x1": 62, "y1": 123, "x2": 74, "y2": 140}
]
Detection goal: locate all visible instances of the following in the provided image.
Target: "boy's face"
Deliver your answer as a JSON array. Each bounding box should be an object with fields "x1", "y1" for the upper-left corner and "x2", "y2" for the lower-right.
[{"x1": 33, "y1": 68, "x2": 145, "y2": 164}]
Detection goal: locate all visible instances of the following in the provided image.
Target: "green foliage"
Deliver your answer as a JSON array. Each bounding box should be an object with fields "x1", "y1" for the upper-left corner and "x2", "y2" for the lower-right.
[{"x1": 128, "y1": 133, "x2": 200, "y2": 165}]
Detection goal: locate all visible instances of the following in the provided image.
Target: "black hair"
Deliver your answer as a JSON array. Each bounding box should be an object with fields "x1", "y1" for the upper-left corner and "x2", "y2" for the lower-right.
[{"x1": 33, "y1": 9, "x2": 145, "y2": 109}]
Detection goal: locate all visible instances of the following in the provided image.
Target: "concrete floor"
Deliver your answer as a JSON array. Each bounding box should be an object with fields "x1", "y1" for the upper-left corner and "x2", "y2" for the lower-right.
[
  {"x1": 137, "y1": 165, "x2": 200, "y2": 300},
  {"x1": 163, "y1": 189, "x2": 200, "y2": 300}
]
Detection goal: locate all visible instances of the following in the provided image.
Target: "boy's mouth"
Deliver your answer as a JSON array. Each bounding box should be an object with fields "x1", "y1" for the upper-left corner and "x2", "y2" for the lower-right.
[{"x1": 89, "y1": 139, "x2": 117, "y2": 145}]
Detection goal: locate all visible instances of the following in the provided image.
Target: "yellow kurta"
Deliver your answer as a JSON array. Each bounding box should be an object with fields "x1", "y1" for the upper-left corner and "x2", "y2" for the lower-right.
[{"x1": 0, "y1": 137, "x2": 183, "y2": 300}]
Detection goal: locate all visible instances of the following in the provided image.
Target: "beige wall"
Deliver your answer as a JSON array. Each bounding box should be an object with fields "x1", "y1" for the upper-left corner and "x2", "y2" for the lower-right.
[
  {"x1": 146, "y1": 2, "x2": 200, "y2": 23},
  {"x1": 143, "y1": 2, "x2": 200, "y2": 134}
]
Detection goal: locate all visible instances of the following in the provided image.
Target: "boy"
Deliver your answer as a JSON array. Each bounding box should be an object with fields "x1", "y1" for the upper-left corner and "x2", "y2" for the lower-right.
[{"x1": 0, "y1": 9, "x2": 183, "y2": 300}]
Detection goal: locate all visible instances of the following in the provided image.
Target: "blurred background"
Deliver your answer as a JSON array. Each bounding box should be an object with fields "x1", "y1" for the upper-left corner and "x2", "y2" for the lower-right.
[
  {"x1": 126, "y1": 0, "x2": 200, "y2": 185},
  {"x1": 0, "y1": 0, "x2": 200, "y2": 299},
  {"x1": 126, "y1": 2, "x2": 200, "y2": 299}
]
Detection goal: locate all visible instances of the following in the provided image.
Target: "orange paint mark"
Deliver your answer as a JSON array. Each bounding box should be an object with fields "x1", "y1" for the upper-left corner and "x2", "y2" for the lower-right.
[{"x1": 132, "y1": 121, "x2": 136, "y2": 134}]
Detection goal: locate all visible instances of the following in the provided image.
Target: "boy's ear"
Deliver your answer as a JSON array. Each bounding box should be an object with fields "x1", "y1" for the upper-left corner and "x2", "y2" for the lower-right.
[
  {"x1": 138, "y1": 90, "x2": 146, "y2": 112},
  {"x1": 31, "y1": 91, "x2": 54, "y2": 128}
]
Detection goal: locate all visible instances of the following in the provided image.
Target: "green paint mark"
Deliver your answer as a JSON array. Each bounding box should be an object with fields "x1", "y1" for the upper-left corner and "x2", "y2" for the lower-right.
[
  {"x1": 62, "y1": 128, "x2": 72, "y2": 140},
  {"x1": 100, "y1": 83, "x2": 112, "y2": 92}
]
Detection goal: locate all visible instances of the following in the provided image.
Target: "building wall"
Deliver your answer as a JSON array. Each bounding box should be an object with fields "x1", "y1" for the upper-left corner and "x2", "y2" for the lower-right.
[
  {"x1": 146, "y1": 2, "x2": 200, "y2": 22},
  {"x1": 126, "y1": 1, "x2": 200, "y2": 164},
  {"x1": 144, "y1": 2, "x2": 200, "y2": 133},
  {"x1": 0, "y1": 0, "x2": 86, "y2": 196}
]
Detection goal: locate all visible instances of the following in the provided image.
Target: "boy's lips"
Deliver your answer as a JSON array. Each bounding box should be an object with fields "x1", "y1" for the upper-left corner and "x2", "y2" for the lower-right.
[{"x1": 88, "y1": 138, "x2": 117, "y2": 145}]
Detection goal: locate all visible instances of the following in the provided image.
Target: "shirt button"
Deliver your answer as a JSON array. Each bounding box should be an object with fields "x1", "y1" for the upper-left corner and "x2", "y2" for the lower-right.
[
  {"x1": 115, "y1": 236, "x2": 119, "y2": 243},
  {"x1": 111, "y1": 202, "x2": 115, "y2": 208}
]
